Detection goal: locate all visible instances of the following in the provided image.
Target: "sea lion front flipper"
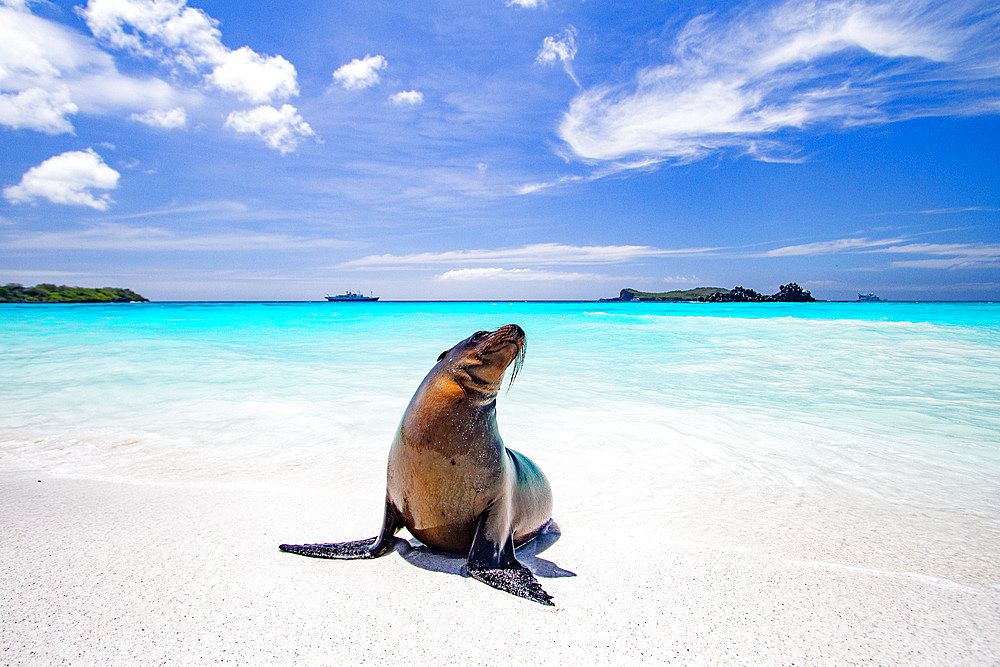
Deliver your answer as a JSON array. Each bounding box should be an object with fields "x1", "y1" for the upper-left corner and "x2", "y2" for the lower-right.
[
  {"x1": 279, "y1": 498, "x2": 402, "y2": 560},
  {"x1": 467, "y1": 564, "x2": 554, "y2": 606},
  {"x1": 466, "y1": 504, "x2": 554, "y2": 606}
]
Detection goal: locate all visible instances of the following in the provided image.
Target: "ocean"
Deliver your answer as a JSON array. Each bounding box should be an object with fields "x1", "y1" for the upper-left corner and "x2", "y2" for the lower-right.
[{"x1": 2, "y1": 300, "x2": 998, "y2": 584}]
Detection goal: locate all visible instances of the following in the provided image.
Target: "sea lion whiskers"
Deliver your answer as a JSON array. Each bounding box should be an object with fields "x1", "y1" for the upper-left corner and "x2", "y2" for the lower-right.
[
  {"x1": 507, "y1": 338, "x2": 525, "y2": 391},
  {"x1": 484, "y1": 325, "x2": 526, "y2": 391}
]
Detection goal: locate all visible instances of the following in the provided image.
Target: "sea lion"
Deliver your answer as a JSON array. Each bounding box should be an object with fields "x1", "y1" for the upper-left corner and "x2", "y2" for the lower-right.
[{"x1": 280, "y1": 324, "x2": 556, "y2": 605}]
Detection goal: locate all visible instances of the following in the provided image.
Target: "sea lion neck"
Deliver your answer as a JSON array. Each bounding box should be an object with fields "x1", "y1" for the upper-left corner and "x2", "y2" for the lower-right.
[{"x1": 442, "y1": 363, "x2": 500, "y2": 406}]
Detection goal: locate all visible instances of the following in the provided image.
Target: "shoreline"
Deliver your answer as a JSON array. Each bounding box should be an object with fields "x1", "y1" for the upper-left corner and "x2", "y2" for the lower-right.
[{"x1": 3, "y1": 469, "x2": 997, "y2": 664}]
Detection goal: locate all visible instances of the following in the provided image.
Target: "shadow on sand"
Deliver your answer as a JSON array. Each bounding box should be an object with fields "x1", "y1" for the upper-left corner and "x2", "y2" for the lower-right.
[{"x1": 392, "y1": 521, "x2": 576, "y2": 580}]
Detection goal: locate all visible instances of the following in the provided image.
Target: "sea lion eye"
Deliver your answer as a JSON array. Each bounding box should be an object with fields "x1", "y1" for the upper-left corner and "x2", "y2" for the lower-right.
[{"x1": 471, "y1": 330, "x2": 489, "y2": 341}]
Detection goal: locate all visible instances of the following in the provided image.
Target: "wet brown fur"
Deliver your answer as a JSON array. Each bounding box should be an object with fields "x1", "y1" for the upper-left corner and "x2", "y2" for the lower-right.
[{"x1": 386, "y1": 324, "x2": 552, "y2": 555}]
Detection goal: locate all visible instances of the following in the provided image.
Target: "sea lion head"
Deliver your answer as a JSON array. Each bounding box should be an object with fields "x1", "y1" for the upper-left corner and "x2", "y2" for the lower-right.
[{"x1": 437, "y1": 324, "x2": 526, "y2": 395}]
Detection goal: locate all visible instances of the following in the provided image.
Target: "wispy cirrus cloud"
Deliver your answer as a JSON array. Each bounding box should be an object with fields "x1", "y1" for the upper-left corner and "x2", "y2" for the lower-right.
[
  {"x1": 537, "y1": 26, "x2": 580, "y2": 88},
  {"x1": 874, "y1": 206, "x2": 1000, "y2": 216},
  {"x1": 764, "y1": 233, "x2": 1000, "y2": 269},
  {"x1": 517, "y1": 158, "x2": 663, "y2": 194},
  {"x1": 765, "y1": 236, "x2": 906, "y2": 256},
  {"x1": 342, "y1": 242, "x2": 722, "y2": 268},
  {"x1": 436, "y1": 267, "x2": 598, "y2": 282},
  {"x1": 559, "y1": 0, "x2": 1000, "y2": 163},
  {"x1": 2, "y1": 222, "x2": 351, "y2": 252},
  {"x1": 881, "y1": 243, "x2": 1000, "y2": 269},
  {"x1": 107, "y1": 200, "x2": 249, "y2": 220}
]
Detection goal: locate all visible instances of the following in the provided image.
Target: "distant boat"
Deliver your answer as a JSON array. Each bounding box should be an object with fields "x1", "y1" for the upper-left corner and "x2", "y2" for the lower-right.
[
  {"x1": 325, "y1": 291, "x2": 379, "y2": 302},
  {"x1": 857, "y1": 293, "x2": 883, "y2": 302}
]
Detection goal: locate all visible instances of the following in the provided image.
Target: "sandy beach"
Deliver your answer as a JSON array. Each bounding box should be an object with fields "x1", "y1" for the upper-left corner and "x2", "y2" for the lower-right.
[{"x1": 2, "y1": 468, "x2": 997, "y2": 666}]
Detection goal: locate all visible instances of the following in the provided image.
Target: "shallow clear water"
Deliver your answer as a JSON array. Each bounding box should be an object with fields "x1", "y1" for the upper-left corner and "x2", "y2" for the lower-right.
[{"x1": 2, "y1": 301, "x2": 998, "y2": 582}]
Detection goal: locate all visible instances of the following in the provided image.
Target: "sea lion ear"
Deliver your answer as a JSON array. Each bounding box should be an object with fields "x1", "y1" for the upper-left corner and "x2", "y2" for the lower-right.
[{"x1": 437, "y1": 349, "x2": 449, "y2": 361}]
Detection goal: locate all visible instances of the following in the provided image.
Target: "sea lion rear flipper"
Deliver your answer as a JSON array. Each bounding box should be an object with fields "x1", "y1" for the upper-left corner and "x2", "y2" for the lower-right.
[
  {"x1": 466, "y1": 504, "x2": 554, "y2": 606},
  {"x1": 279, "y1": 498, "x2": 402, "y2": 560}
]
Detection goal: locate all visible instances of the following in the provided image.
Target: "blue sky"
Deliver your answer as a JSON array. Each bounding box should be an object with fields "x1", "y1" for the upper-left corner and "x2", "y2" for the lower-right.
[{"x1": 1, "y1": 0, "x2": 998, "y2": 300}]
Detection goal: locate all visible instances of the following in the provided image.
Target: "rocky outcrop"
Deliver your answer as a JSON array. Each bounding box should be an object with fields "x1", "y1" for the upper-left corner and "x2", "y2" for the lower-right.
[{"x1": 699, "y1": 283, "x2": 814, "y2": 303}]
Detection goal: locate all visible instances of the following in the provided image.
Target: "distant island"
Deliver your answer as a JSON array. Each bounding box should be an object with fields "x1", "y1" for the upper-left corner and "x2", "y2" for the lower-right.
[
  {"x1": 1, "y1": 283, "x2": 148, "y2": 303},
  {"x1": 603, "y1": 283, "x2": 815, "y2": 303},
  {"x1": 601, "y1": 287, "x2": 729, "y2": 302}
]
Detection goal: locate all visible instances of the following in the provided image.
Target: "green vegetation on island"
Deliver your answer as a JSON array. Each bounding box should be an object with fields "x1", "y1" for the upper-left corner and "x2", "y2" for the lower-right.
[
  {"x1": 0, "y1": 283, "x2": 148, "y2": 303},
  {"x1": 604, "y1": 283, "x2": 815, "y2": 302},
  {"x1": 604, "y1": 287, "x2": 730, "y2": 302}
]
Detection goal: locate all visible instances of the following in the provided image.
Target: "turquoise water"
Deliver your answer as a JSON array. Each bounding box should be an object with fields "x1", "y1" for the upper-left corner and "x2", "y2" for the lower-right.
[{"x1": 2, "y1": 301, "x2": 998, "y2": 582}]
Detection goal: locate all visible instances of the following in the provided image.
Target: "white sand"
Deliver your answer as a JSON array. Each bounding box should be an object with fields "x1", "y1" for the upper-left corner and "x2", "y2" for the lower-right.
[{"x1": 2, "y1": 469, "x2": 998, "y2": 665}]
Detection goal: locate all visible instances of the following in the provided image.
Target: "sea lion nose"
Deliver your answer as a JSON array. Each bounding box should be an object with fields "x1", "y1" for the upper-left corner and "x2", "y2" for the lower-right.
[{"x1": 501, "y1": 324, "x2": 525, "y2": 339}]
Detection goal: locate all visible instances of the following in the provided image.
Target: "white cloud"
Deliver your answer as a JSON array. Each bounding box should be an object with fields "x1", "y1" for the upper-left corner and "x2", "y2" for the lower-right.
[
  {"x1": 3, "y1": 148, "x2": 120, "y2": 210},
  {"x1": 79, "y1": 0, "x2": 299, "y2": 104},
  {"x1": 332, "y1": 54, "x2": 387, "y2": 90},
  {"x1": 389, "y1": 90, "x2": 424, "y2": 106},
  {"x1": 79, "y1": 0, "x2": 219, "y2": 62},
  {"x1": 0, "y1": 3, "x2": 189, "y2": 133},
  {"x1": 0, "y1": 5, "x2": 93, "y2": 133},
  {"x1": 436, "y1": 267, "x2": 596, "y2": 281},
  {"x1": 0, "y1": 86, "x2": 78, "y2": 134},
  {"x1": 559, "y1": 0, "x2": 1000, "y2": 162},
  {"x1": 507, "y1": 0, "x2": 545, "y2": 8},
  {"x1": 224, "y1": 104, "x2": 314, "y2": 154},
  {"x1": 208, "y1": 46, "x2": 298, "y2": 104},
  {"x1": 130, "y1": 106, "x2": 186, "y2": 128},
  {"x1": 343, "y1": 242, "x2": 720, "y2": 268},
  {"x1": 537, "y1": 26, "x2": 580, "y2": 87}
]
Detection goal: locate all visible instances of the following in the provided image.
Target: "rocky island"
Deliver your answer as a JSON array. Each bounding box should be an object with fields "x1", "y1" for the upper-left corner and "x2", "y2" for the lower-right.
[
  {"x1": 700, "y1": 283, "x2": 814, "y2": 302},
  {"x1": 603, "y1": 283, "x2": 814, "y2": 302},
  {"x1": 0, "y1": 283, "x2": 148, "y2": 303}
]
